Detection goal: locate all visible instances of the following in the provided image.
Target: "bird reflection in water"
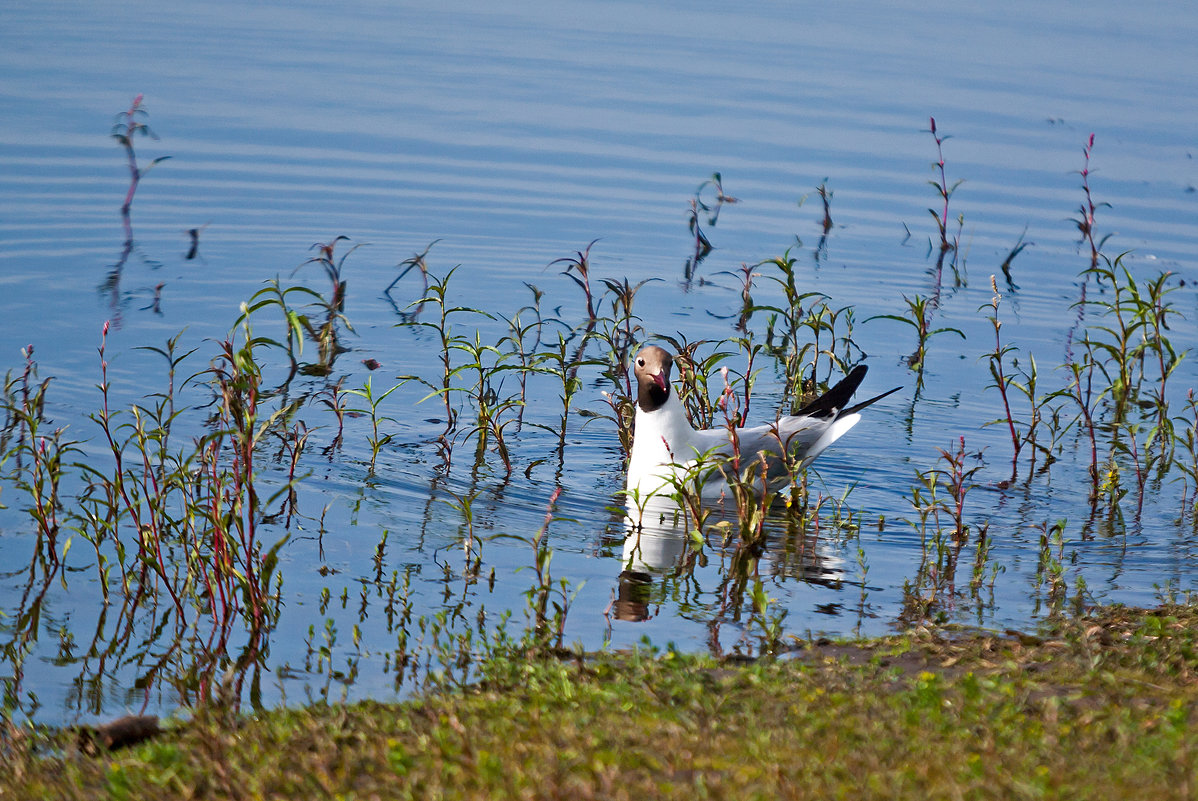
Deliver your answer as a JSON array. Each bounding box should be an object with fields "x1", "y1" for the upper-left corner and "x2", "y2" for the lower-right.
[
  {"x1": 614, "y1": 494, "x2": 848, "y2": 627},
  {"x1": 613, "y1": 569, "x2": 654, "y2": 622}
]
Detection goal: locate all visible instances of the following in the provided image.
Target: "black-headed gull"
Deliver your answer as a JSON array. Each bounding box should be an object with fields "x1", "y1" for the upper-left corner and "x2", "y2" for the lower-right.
[{"x1": 625, "y1": 345, "x2": 899, "y2": 499}]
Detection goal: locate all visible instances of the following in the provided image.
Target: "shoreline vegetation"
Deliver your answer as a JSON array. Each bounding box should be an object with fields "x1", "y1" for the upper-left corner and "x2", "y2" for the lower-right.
[{"x1": 5, "y1": 602, "x2": 1198, "y2": 799}]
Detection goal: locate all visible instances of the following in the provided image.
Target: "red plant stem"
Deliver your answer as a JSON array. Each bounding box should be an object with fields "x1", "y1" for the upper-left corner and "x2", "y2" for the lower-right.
[
  {"x1": 121, "y1": 144, "x2": 139, "y2": 219},
  {"x1": 1080, "y1": 134, "x2": 1099, "y2": 271},
  {"x1": 754, "y1": 453, "x2": 769, "y2": 542},
  {"x1": 118, "y1": 95, "x2": 144, "y2": 242},
  {"x1": 741, "y1": 349, "x2": 754, "y2": 422},
  {"x1": 989, "y1": 282, "x2": 1021, "y2": 472},
  {"x1": 531, "y1": 487, "x2": 563, "y2": 612},
  {"x1": 233, "y1": 359, "x2": 263, "y2": 631},
  {"x1": 954, "y1": 437, "x2": 966, "y2": 541},
  {"x1": 1067, "y1": 134, "x2": 1100, "y2": 366},
  {"x1": 1072, "y1": 361, "x2": 1099, "y2": 498},
  {"x1": 929, "y1": 117, "x2": 951, "y2": 251},
  {"x1": 29, "y1": 435, "x2": 59, "y2": 563},
  {"x1": 1128, "y1": 427, "x2": 1145, "y2": 516},
  {"x1": 541, "y1": 487, "x2": 562, "y2": 528},
  {"x1": 995, "y1": 366, "x2": 1018, "y2": 463},
  {"x1": 1190, "y1": 391, "x2": 1198, "y2": 510},
  {"x1": 205, "y1": 441, "x2": 232, "y2": 627}
]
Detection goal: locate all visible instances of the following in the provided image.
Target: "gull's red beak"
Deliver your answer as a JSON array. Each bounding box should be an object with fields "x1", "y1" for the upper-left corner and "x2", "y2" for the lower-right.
[{"x1": 653, "y1": 373, "x2": 668, "y2": 391}]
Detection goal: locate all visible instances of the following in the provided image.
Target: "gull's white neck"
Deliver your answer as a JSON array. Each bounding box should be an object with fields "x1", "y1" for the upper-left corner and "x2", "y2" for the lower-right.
[{"x1": 626, "y1": 391, "x2": 697, "y2": 495}]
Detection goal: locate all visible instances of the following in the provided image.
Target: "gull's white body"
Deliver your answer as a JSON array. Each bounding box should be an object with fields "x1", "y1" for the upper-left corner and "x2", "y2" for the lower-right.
[
  {"x1": 625, "y1": 389, "x2": 861, "y2": 499},
  {"x1": 623, "y1": 346, "x2": 895, "y2": 502}
]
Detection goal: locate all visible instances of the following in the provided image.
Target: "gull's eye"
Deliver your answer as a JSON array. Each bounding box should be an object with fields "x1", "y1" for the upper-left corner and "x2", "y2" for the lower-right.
[{"x1": 637, "y1": 358, "x2": 645, "y2": 367}]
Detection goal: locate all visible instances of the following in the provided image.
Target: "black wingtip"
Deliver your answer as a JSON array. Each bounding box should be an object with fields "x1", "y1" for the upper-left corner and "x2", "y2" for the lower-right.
[
  {"x1": 794, "y1": 365, "x2": 902, "y2": 419},
  {"x1": 794, "y1": 365, "x2": 869, "y2": 419}
]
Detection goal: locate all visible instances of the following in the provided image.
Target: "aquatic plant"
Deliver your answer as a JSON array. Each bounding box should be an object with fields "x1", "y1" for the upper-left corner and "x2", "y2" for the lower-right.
[
  {"x1": 496, "y1": 283, "x2": 548, "y2": 429},
  {"x1": 814, "y1": 180, "x2": 833, "y2": 234},
  {"x1": 102, "y1": 95, "x2": 172, "y2": 307},
  {"x1": 552, "y1": 240, "x2": 600, "y2": 322},
  {"x1": 111, "y1": 95, "x2": 170, "y2": 225},
  {"x1": 1056, "y1": 344, "x2": 1102, "y2": 504},
  {"x1": 291, "y1": 236, "x2": 359, "y2": 374},
  {"x1": 1074, "y1": 134, "x2": 1110, "y2": 274},
  {"x1": 681, "y1": 173, "x2": 739, "y2": 281},
  {"x1": 981, "y1": 276, "x2": 1022, "y2": 478},
  {"x1": 384, "y1": 239, "x2": 439, "y2": 303},
  {"x1": 1171, "y1": 391, "x2": 1198, "y2": 518},
  {"x1": 585, "y1": 273, "x2": 655, "y2": 458},
  {"x1": 50, "y1": 316, "x2": 297, "y2": 709},
  {"x1": 343, "y1": 377, "x2": 400, "y2": 472},
  {"x1": 695, "y1": 171, "x2": 739, "y2": 226},
  {"x1": 901, "y1": 436, "x2": 985, "y2": 620},
  {"x1": 753, "y1": 250, "x2": 837, "y2": 405},
  {"x1": 747, "y1": 578, "x2": 788, "y2": 654},
  {"x1": 684, "y1": 201, "x2": 713, "y2": 281},
  {"x1": 1066, "y1": 133, "x2": 1109, "y2": 363},
  {"x1": 866, "y1": 293, "x2": 964, "y2": 375},
  {"x1": 924, "y1": 117, "x2": 964, "y2": 258},
  {"x1": 395, "y1": 263, "x2": 467, "y2": 436},
  {"x1": 3, "y1": 346, "x2": 73, "y2": 566},
  {"x1": 1033, "y1": 519, "x2": 1070, "y2": 616}
]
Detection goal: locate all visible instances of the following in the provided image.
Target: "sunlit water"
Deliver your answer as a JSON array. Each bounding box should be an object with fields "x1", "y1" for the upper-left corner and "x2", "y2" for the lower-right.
[{"x1": 1, "y1": 1, "x2": 1197, "y2": 723}]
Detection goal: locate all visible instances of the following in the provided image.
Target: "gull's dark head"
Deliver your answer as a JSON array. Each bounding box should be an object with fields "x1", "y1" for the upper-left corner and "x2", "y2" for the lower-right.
[{"x1": 633, "y1": 345, "x2": 673, "y2": 413}]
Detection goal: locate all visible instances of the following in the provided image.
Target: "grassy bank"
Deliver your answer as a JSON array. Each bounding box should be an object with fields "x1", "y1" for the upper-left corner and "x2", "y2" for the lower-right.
[{"x1": 5, "y1": 604, "x2": 1197, "y2": 800}]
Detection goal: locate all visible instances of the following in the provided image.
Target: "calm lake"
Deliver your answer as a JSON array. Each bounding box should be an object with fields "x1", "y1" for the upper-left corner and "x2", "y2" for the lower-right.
[{"x1": 2, "y1": 1, "x2": 1197, "y2": 724}]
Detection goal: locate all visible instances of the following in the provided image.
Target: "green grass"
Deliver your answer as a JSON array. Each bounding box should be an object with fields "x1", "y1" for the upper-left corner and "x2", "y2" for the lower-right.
[{"x1": 6, "y1": 604, "x2": 1198, "y2": 800}]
